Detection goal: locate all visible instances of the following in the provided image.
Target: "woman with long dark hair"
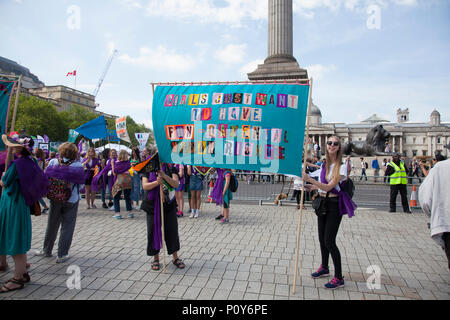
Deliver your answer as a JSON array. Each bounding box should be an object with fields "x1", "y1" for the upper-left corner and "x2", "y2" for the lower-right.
[{"x1": 302, "y1": 136, "x2": 356, "y2": 290}]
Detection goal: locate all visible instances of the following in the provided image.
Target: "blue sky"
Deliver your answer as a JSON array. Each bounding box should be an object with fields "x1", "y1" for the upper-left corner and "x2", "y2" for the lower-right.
[{"x1": 1, "y1": 0, "x2": 449, "y2": 129}]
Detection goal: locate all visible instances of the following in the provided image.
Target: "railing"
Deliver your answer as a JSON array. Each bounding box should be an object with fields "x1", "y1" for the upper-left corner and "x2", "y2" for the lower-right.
[{"x1": 199, "y1": 172, "x2": 424, "y2": 205}]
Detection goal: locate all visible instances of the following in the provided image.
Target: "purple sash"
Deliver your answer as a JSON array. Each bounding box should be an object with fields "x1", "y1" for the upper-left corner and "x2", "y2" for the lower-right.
[
  {"x1": 210, "y1": 168, "x2": 226, "y2": 206},
  {"x1": 113, "y1": 161, "x2": 131, "y2": 175},
  {"x1": 320, "y1": 164, "x2": 357, "y2": 218},
  {"x1": 44, "y1": 162, "x2": 86, "y2": 185},
  {"x1": 82, "y1": 158, "x2": 100, "y2": 180},
  {"x1": 14, "y1": 157, "x2": 50, "y2": 206},
  {"x1": 91, "y1": 157, "x2": 116, "y2": 192},
  {"x1": 147, "y1": 171, "x2": 163, "y2": 251}
]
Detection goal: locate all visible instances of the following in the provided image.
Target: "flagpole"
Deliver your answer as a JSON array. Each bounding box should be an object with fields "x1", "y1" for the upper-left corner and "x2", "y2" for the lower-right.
[
  {"x1": 292, "y1": 78, "x2": 313, "y2": 295},
  {"x1": 5, "y1": 75, "x2": 22, "y2": 172},
  {"x1": 152, "y1": 82, "x2": 167, "y2": 274}
]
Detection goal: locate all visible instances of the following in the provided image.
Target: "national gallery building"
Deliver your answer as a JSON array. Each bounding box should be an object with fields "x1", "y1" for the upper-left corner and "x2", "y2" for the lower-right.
[{"x1": 307, "y1": 105, "x2": 450, "y2": 159}]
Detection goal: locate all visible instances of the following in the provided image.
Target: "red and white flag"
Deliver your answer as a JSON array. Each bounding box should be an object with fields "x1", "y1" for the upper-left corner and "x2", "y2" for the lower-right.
[{"x1": 66, "y1": 70, "x2": 77, "y2": 77}]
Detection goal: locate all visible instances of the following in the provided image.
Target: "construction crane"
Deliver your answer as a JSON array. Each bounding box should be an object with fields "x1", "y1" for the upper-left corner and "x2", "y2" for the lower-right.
[{"x1": 93, "y1": 49, "x2": 118, "y2": 97}]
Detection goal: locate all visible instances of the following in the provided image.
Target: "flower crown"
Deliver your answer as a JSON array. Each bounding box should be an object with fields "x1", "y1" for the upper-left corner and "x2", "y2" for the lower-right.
[{"x1": 9, "y1": 133, "x2": 32, "y2": 151}]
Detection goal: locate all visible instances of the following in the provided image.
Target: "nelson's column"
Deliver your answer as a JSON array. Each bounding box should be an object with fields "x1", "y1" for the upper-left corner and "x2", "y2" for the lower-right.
[{"x1": 248, "y1": 0, "x2": 308, "y2": 80}]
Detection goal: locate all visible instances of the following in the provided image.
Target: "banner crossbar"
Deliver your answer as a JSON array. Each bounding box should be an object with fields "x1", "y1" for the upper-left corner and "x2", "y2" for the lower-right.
[
  {"x1": 151, "y1": 79, "x2": 310, "y2": 87},
  {"x1": 0, "y1": 74, "x2": 20, "y2": 81}
]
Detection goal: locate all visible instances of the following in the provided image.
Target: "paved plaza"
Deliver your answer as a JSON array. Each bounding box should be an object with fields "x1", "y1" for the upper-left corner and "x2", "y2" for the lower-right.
[{"x1": 0, "y1": 201, "x2": 449, "y2": 301}]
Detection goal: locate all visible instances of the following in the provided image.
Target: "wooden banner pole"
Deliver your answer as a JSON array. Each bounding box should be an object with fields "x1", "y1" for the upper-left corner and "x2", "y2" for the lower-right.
[
  {"x1": 292, "y1": 78, "x2": 313, "y2": 295},
  {"x1": 152, "y1": 83, "x2": 167, "y2": 274},
  {"x1": 5, "y1": 75, "x2": 22, "y2": 172}
]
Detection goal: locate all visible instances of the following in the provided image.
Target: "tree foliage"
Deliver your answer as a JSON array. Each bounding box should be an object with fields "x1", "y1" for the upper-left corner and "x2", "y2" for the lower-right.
[{"x1": 9, "y1": 94, "x2": 154, "y2": 148}]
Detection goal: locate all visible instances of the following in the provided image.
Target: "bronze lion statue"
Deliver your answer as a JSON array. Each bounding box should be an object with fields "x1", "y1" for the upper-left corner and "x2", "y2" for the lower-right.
[{"x1": 343, "y1": 125, "x2": 391, "y2": 156}]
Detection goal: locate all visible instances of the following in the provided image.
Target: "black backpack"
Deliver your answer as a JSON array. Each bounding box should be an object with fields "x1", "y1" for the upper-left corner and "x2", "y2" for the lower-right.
[
  {"x1": 225, "y1": 171, "x2": 238, "y2": 193},
  {"x1": 340, "y1": 178, "x2": 355, "y2": 199}
]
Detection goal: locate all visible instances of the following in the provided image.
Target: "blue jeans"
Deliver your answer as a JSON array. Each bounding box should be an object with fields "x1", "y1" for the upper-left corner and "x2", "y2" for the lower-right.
[
  {"x1": 114, "y1": 189, "x2": 132, "y2": 213},
  {"x1": 101, "y1": 179, "x2": 113, "y2": 204},
  {"x1": 38, "y1": 198, "x2": 48, "y2": 208},
  {"x1": 131, "y1": 173, "x2": 141, "y2": 202}
]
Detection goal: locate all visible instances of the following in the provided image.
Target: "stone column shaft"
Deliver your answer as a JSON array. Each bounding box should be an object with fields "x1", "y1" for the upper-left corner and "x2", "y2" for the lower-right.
[{"x1": 268, "y1": 0, "x2": 293, "y2": 58}]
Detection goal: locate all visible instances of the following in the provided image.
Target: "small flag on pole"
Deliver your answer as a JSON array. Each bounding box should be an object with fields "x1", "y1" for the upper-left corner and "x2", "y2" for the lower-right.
[
  {"x1": 133, "y1": 153, "x2": 160, "y2": 174},
  {"x1": 66, "y1": 70, "x2": 77, "y2": 77}
]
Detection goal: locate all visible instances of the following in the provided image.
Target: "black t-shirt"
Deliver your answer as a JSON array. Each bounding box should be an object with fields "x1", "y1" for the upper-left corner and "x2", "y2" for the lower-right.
[{"x1": 141, "y1": 164, "x2": 179, "y2": 205}]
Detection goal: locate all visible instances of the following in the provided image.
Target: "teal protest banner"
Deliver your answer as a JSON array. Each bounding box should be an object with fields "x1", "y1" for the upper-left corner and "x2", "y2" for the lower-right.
[
  {"x1": 68, "y1": 129, "x2": 79, "y2": 143},
  {"x1": 152, "y1": 81, "x2": 310, "y2": 176},
  {"x1": 0, "y1": 80, "x2": 16, "y2": 151}
]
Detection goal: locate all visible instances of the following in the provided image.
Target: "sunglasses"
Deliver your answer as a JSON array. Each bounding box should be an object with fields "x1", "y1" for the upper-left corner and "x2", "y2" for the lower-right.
[{"x1": 327, "y1": 141, "x2": 339, "y2": 146}]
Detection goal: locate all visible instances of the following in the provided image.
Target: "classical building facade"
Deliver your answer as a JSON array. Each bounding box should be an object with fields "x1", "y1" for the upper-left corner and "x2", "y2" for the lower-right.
[
  {"x1": 0, "y1": 56, "x2": 45, "y2": 89},
  {"x1": 308, "y1": 106, "x2": 450, "y2": 159},
  {"x1": 29, "y1": 85, "x2": 96, "y2": 112},
  {"x1": 1, "y1": 55, "x2": 117, "y2": 120}
]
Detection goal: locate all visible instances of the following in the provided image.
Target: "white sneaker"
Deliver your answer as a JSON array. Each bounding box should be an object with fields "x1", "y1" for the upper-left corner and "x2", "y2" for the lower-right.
[
  {"x1": 134, "y1": 206, "x2": 140, "y2": 211},
  {"x1": 194, "y1": 210, "x2": 199, "y2": 218},
  {"x1": 109, "y1": 206, "x2": 115, "y2": 211},
  {"x1": 35, "y1": 250, "x2": 52, "y2": 257},
  {"x1": 189, "y1": 211, "x2": 195, "y2": 218},
  {"x1": 56, "y1": 255, "x2": 70, "y2": 263}
]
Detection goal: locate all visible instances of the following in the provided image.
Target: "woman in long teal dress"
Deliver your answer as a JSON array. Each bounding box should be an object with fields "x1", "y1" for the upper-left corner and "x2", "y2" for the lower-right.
[{"x1": 0, "y1": 134, "x2": 49, "y2": 293}]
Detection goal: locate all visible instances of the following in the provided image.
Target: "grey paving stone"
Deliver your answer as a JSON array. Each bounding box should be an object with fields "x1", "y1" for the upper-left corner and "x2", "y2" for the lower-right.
[{"x1": 5, "y1": 202, "x2": 447, "y2": 301}]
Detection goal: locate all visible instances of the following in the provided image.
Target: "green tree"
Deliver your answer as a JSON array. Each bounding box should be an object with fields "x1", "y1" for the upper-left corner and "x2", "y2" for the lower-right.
[
  {"x1": 9, "y1": 95, "x2": 67, "y2": 141},
  {"x1": 60, "y1": 104, "x2": 98, "y2": 132},
  {"x1": 8, "y1": 94, "x2": 154, "y2": 147}
]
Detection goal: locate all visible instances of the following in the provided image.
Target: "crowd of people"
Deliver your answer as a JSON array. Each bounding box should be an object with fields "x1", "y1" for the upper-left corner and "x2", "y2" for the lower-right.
[
  {"x1": 0, "y1": 133, "x2": 448, "y2": 294},
  {"x1": 0, "y1": 135, "x2": 237, "y2": 292}
]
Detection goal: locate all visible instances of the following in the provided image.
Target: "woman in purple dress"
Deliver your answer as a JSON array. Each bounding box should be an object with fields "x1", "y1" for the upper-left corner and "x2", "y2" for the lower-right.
[{"x1": 82, "y1": 148, "x2": 100, "y2": 209}]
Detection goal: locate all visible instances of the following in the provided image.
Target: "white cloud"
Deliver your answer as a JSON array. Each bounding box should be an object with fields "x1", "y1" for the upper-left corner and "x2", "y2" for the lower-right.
[
  {"x1": 305, "y1": 64, "x2": 337, "y2": 80},
  {"x1": 144, "y1": 0, "x2": 266, "y2": 27},
  {"x1": 118, "y1": 0, "x2": 143, "y2": 9},
  {"x1": 119, "y1": 45, "x2": 196, "y2": 72},
  {"x1": 293, "y1": 0, "x2": 418, "y2": 18},
  {"x1": 214, "y1": 43, "x2": 247, "y2": 65},
  {"x1": 239, "y1": 59, "x2": 264, "y2": 78},
  {"x1": 392, "y1": 0, "x2": 418, "y2": 6}
]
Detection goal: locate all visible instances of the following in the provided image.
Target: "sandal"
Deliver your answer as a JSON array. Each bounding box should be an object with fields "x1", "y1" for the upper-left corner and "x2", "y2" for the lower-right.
[
  {"x1": 151, "y1": 260, "x2": 160, "y2": 271},
  {"x1": 23, "y1": 272, "x2": 31, "y2": 283},
  {"x1": 0, "y1": 278, "x2": 25, "y2": 293},
  {"x1": 172, "y1": 258, "x2": 185, "y2": 269}
]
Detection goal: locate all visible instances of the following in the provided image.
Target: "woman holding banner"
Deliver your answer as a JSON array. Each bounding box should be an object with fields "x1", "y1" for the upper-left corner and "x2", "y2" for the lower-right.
[
  {"x1": 302, "y1": 136, "x2": 356, "y2": 290},
  {"x1": 140, "y1": 148, "x2": 185, "y2": 271}
]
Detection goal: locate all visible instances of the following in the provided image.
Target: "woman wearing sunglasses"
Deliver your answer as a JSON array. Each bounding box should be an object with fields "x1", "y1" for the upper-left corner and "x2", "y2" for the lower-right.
[{"x1": 302, "y1": 136, "x2": 356, "y2": 290}]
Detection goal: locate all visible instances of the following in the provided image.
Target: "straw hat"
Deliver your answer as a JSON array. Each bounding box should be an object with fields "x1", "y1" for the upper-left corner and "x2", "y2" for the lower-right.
[{"x1": 2, "y1": 134, "x2": 34, "y2": 151}]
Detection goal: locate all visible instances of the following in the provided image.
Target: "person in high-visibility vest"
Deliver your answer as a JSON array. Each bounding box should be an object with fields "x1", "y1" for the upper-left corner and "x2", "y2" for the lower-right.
[{"x1": 384, "y1": 153, "x2": 411, "y2": 213}]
